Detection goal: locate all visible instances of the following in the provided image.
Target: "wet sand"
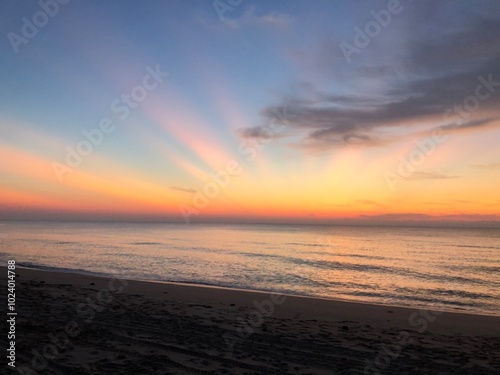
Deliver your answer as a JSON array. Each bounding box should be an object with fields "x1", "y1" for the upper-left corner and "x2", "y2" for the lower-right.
[{"x1": 2, "y1": 266, "x2": 499, "y2": 374}]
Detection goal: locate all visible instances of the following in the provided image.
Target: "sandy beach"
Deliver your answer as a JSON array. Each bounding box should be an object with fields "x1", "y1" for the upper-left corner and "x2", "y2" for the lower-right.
[{"x1": 2, "y1": 266, "x2": 499, "y2": 374}]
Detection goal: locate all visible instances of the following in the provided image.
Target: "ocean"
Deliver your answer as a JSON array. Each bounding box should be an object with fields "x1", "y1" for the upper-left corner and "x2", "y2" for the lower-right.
[{"x1": 1, "y1": 221, "x2": 499, "y2": 316}]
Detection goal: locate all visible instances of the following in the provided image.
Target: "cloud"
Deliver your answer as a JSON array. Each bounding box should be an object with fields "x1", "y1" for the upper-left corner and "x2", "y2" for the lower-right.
[
  {"x1": 406, "y1": 171, "x2": 461, "y2": 180},
  {"x1": 206, "y1": 5, "x2": 293, "y2": 31},
  {"x1": 256, "y1": 11, "x2": 293, "y2": 30},
  {"x1": 237, "y1": 126, "x2": 285, "y2": 140},
  {"x1": 359, "y1": 213, "x2": 433, "y2": 221},
  {"x1": 439, "y1": 118, "x2": 498, "y2": 132},
  {"x1": 354, "y1": 199, "x2": 385, "y2": 207},
  {"x1": 239, "y1": 1, "x2": 500, "y2": 152},
  {"x1": 357, "y1": 213, "x2": 500, "y2": 225},
  {"x1": 470, "y1": 161, "x2": 500, "y2": 169},
  {"x1": 169, "y1": 186, "x2": 196, "y2": 194}
]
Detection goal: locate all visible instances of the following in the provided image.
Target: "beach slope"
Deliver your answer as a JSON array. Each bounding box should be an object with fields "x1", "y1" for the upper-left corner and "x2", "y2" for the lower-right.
[{"x1": 2, "y1": 266, "x2": 499, "y2": 374}]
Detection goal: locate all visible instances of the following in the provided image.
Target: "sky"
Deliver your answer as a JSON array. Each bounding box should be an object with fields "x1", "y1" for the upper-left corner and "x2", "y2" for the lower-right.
[{"x1": 1, "y1": 0, "x2": 500, "y2": 225}]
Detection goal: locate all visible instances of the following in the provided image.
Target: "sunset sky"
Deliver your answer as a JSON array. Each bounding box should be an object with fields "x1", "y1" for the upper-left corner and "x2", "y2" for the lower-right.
[{"x1": 1, "y1": 0, "x2": 499, "y2": 224}]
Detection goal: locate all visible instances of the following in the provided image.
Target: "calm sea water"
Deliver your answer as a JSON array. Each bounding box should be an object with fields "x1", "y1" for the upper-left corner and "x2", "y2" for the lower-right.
[{"x1": 1, "y1": 221, "x2": 499, "y2": 315}]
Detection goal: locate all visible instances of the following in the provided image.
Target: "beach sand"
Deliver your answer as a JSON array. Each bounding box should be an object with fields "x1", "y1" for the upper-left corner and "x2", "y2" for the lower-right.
[{"x1": 2, "y1": 266, "x2": 499, "y2": 374}]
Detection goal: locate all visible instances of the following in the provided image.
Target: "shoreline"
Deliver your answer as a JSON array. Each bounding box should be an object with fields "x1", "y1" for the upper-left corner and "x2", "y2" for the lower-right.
[
  {"x1": 13, "y1": 264, "x2": 500, "y2": 319},
  {"x1": 5, "y1": 266, "x2": 500, "y2": 335},
  {"x1": 2, "y1": 266, "x2": 500, "y2": 373}
]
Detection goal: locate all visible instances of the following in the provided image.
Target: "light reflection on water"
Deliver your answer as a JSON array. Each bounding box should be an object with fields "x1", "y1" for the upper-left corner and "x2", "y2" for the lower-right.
[{"x1": 1, "y1": 222, "x2": 499, "y2": 315}]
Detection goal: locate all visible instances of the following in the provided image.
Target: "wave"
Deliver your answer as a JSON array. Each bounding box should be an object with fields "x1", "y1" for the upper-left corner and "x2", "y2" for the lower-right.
[
  {"x1": 457, "y1": 244, "x2": 500, "y2": 250},
  {"x1": 242, "y1": 252, "x2": 500, "y2": 287},
  {"x1": 130, "y1": 242, "x2": 163, "y2": 246},
  {"x1": 285, "y1": 242, "x2": 328, "y2": 247},
  {"x1": 16, "y1": 262, "x2": 110, "y2": 278},
  {"x1": 395, "y1": 286, "x2": 498, "y2": 301}
]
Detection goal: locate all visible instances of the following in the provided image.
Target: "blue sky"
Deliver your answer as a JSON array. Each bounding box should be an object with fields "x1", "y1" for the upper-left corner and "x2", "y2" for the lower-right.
[{"x1": 1, "y1": 0, "x2": 500, "y2": 223}]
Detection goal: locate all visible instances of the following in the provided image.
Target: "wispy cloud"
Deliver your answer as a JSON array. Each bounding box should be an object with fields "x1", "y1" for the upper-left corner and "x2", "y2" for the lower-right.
[
  {"x1": 470, "y1": 161, "x2": 500, "y2": 169},
  {"x1": 201, "y1": 5, "x2": 293, "y2": 31},
  {"x1": 354, "y1": 199, "x2": 385, "y2": 207},
  {"x1": 406, "y1": 171, "x2": 461, "y2": 180},
  {"x1": 358, "y1": 213, "x2": 500, "y2": 224},
  {"x1": 439, "y1": 118, "x2": 498, "y2": 132},
  {"x1": 226, "y1": 5, "x2": 292, "y2": 30},
  {"x1": 237, "y1": 126, "x2": 286, "y2": 140},
  {"x1": 256, "y1": 10, "x2": 293, "y2": 30},
  {"x1": 169, "y1": 186, "x2": 196, "y2": 194}
]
